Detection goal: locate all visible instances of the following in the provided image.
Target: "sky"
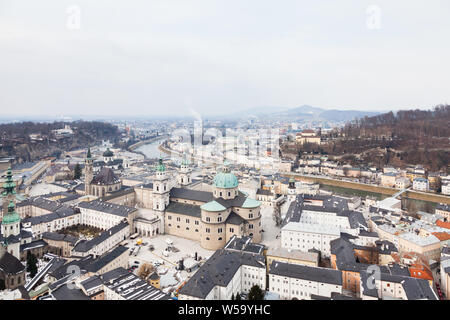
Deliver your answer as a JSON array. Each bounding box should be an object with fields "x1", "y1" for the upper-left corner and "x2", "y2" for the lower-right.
[{"x1": 0, "y1": 0, "x2": 449, "y2": 118}]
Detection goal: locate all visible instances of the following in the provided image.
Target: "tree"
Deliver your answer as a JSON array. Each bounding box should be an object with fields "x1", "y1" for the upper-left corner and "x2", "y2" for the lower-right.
[
  {"x1": 231, "y1": 293, "x2": 235, "y2": 300},
  {"x1": 0, "y1": 279, "x2": 5, "y2": 290},
  {"x1": 235, "y1": 293, "x2": 241, "y2": 300},
  {"x1": 73, "y1": 163, "x2": 82, "y2": 180},
  {"x1": 137, "y1": 263, "x2": 155, "y2": 280},
  {"x1": 26, "y1": 252, "x2": 38, "y2": 278},
  {"x1": 248, "y1": 285, "x2": 264, "y2": 300}
]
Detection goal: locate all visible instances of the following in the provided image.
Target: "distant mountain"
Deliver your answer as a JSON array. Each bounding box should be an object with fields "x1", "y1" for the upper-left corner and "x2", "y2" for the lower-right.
[
  {"x1": 238, "y1": 106, "x2": 291, "y2": 116},
  {"x1": 210, "y1": 104, "x2": 381, "y2": 122},
  {"x1": 270, "y1": 105, "x2": 380, "y2": 122}
]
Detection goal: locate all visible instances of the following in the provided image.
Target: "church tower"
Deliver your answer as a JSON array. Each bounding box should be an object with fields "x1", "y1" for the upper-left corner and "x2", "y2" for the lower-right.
[
  {"x1": 85, "y1": 147, "x2": 94, "y2": 195},
  {"x1": 1, "y1": 167, "x2": 16, "y2": 219},
  {"x1": 178, "y1": 153, "x2": 191, "y2": 186},
  {"x1": 153, "y1": 157, "x2": 170, "y2": 211},
  {"x1": 1, "y1": 201, "x2": 21, "y2": 238}
]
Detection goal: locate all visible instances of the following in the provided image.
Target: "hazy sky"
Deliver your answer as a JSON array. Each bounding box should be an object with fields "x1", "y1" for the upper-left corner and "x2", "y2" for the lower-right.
[{"x1": 1, "y1": 0, "x2": 449, "y2": 118}]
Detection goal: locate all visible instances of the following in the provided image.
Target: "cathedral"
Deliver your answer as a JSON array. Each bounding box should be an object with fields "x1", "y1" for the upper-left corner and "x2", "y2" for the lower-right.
[{"x1": 80, "y1": 148, "x2": 263, "y2": 251}]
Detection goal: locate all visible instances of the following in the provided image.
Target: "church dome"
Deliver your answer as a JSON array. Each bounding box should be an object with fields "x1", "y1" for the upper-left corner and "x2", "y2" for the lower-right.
[
  {"x1": 2, "y1": 201, "x2": 20, "y2": 225},
  {"x1": 213, "y1": 163, "x2": 238, "y2": 189},
  {"x1": 103, "y1": 148, "x2": 114, "y2": 157}
]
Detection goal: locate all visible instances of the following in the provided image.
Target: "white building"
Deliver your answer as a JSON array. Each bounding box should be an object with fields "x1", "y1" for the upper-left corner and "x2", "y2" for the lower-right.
[
  {"x1": 268, "y1": 261, "x2": 343, "y2": 300},
  {"x1": 281, "y1": 222, "x2": 340, "y2": 257},
  {"x1": 442, "y1": 183, "x2": 450, "y2": 196},
  {"x1": 413, "y1": 178, "x2": 429, "y2": 192},
  {"x1": 78, "y1": 200, "x2": 137, "y2": 232},
  {"x1": 395, "y1": 177, "x2": 411, "y2": 189}
]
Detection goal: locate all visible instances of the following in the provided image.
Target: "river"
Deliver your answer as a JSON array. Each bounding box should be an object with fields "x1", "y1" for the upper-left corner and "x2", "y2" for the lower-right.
[
  {"x1": 135, "y1": 139, "x2": 169, "y2": 159},
  {"x1": 320, "y1": 184, "x2": 437, "y2": 213}
]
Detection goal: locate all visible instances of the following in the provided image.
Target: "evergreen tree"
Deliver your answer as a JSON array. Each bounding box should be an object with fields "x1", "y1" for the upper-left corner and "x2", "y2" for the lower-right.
[
  {"x1": 0, "y1": 279, "x2": 5, "y2": 290},
  {"x1": 73, "y1": 163, "x2": 82, "y2": 180},
  {"x1": 235, "y1": 293, "x2": 241, "y2": 300},
  {"x1": 248, "y1": 285, "x2": 264, "y2": 300},
  {"x1": 26, "y1": 252, "x2": 38, "y2": 278},
  {"x1": 231, "y1": 293, "x2": 235, "y2": 300}
]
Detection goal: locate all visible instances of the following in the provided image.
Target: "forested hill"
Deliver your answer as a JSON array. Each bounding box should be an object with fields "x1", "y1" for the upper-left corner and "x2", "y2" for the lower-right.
[
  {"x1": 336, "y1": 105, "x2": 450, "y2": 171},
  {"x1": 0, "y1": 120, "x2": 120, "y2": 162},
  {"x1": 284, "y1": 105, "x2": 450, "y2": 172},
  {"x1": 342, "y1": 105, "x2": 450, "y2": 140}
]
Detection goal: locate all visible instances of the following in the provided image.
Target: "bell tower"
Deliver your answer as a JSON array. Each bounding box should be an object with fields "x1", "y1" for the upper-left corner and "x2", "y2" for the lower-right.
[
  {"x1": 178, "y1": 153, "x2": 191, "y2": 186},
  {"x1": 153, "y1": 157, "x2": 170, "y2": 211},
  {"x1": 85, "y1": 147, "x2": 94, "y2": 195}
]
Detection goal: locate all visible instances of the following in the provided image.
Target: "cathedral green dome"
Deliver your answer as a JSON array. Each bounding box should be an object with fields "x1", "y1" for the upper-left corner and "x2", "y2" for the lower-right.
[{"x1": 213, "y1": 171, "x2": 238, "y2": 189}]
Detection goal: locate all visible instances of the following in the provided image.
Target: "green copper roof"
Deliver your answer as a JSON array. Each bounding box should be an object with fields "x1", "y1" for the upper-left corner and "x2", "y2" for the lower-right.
[
  {"x1": 241, "y1": 197, "x2": 261, "y2": 209},
  {"x1": 2, "y1": 167, "x2": 16, "y2": 196},
  {"x1": 200, "y1": 201, "x2": 227, "y2": 212},
  {"x1": 86, "y1": 147, "x2": 92, "y2": 159},
  {"x1": 2, "y1": 200, "x2": 20, "y2": 225},
  {"x1": 214, "y1": 172, "x2": 238, "y2": 189},
  {"x1": 214, "y1": 163, "x2": 238, "y2": 189},
  {"x1": 103, "y1": 148, "x2": 114, "y2": 157},
  {"x1": 181, "y1": 154, "x2": 190, "y2": 166},
  {"x1": 156, "y1": 157, "x2": 165, "y2": 172}
]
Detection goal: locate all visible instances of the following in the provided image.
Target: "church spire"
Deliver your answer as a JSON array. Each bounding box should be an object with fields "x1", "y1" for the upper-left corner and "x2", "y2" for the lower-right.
[
  {"x1": 156, "y1": 156, "x2": 165, "y2": 172},
  {"x1": 2, "y1": 167, "x2": 16, "y2": 197}
]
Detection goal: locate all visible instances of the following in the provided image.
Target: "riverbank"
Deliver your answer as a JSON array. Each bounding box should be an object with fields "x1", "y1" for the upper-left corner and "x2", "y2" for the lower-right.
[
  {"x1": 283, "y1": 173, "x2": 450, "y2": 205},
  {"x1": 158, "y1": 143, "x2": 221, "y2": 166},
  {"x1": 128, "y1": 135, "x2": 168, "y2": 151}
]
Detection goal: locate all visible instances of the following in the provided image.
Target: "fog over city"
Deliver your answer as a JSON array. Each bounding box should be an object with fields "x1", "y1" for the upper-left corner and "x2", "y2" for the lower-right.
[{"x1": 1, "y1": 0, "x2": 449, "y2": 118}]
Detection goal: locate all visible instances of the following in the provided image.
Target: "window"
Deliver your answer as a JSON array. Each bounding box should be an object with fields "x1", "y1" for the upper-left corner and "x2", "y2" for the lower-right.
[
  {"x1": 206, "y1": 217, "x2": 211, "y2": 222},
  {"x1": 206, "y1": 228, "x2": 210, "y2": 233}
]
